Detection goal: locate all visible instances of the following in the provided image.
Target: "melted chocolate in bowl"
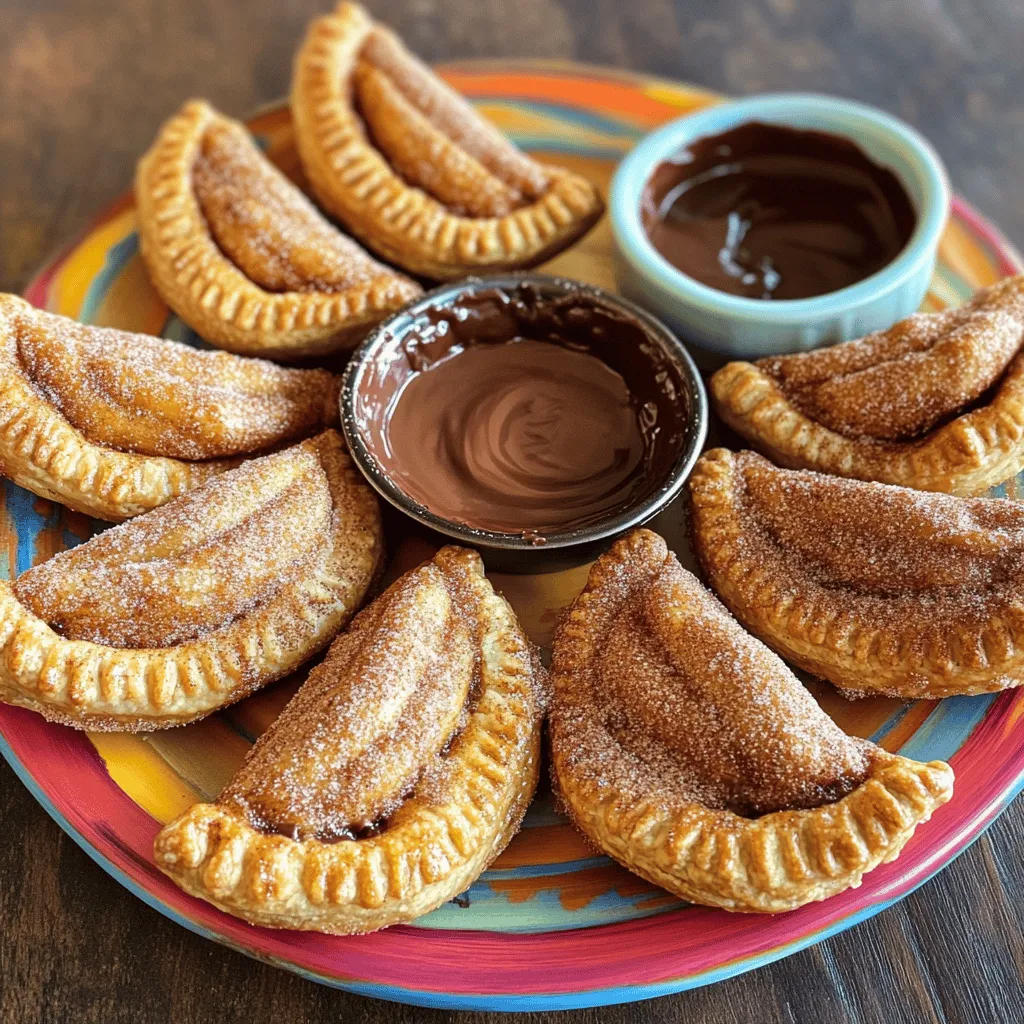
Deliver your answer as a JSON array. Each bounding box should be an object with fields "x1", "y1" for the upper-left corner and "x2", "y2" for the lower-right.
[
  {"x1": 641, "y1": 122, "x2": 917, "y2": 301},
  {"x1": 351, "y1": 284, "x2": 691, "y2": 538}
]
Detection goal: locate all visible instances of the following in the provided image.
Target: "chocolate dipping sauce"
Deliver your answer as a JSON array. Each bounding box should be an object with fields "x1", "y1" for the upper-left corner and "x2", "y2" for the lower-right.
[
  {"x1": 352, "y1": 284, "x2": 690, "y2": 537},
  {"x1": 641, "y1": 122, "x2": 917, "y2": 300}
]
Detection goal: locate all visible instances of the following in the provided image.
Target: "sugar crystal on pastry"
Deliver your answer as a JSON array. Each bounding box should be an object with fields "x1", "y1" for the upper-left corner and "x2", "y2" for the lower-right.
[
  {"x1": 291, "y1": 3, "x2": 604, "y2": 278},
  {"x1": 0, "y1": 431, "x2": 383, "y2": 730},
  {"x1": 690, "y1": 448, "x2": 1024, "y2": 698},
  {"x1": 711, "y1": 274, "x2": 1024, "y2": 495},
  {"x1": 136, "y1": 99, "x2": 421, "y2": 358},
  {"x1": 193, "y1": 120, "x2": 383, "y2": 294},
  {"x1": 549, "y1": 529, "x2": 953, "y2": 913},
  {"x1": 154, "y1": 546, "x2": 547, "y2": 934},
  {"x1": 12, "y1": 299, "x2": 339, "y2": 460}
]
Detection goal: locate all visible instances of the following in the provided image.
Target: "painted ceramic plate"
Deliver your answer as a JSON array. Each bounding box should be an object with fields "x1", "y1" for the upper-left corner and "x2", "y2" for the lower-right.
[{"x1": 4, "y1": 63, "x2": 1024, "y2": 1012}]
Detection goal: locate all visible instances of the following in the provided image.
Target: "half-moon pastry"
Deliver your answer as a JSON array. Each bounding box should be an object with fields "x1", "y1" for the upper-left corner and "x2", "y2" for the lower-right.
[
  {"x1": 711, "y1": 275, "x2": 1024, "y2": 495},
  {"x1": 549, "y1": 529, "x2": 953, "y2": 913},
  {"x1": 135, "y1": 100, "x2": 421, "y2": 359},
  {"x1": 154, "y1": 546, "x2": 547, "y2": 934},
  {"x1": 691, "y1": 447, "x2": 1024, "y2": 698},
  {"x1": 291, "y1": 3, "x2": 604, "y2": 279},
  {"x1": 0, "y1": 294, "x2": 343, "y2": 520},
  {"x1": 0, "y1": 431, "x2": 382, "y2": 731}
]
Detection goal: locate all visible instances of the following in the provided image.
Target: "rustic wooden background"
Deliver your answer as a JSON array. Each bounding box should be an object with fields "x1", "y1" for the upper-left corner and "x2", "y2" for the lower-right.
[{"x1": 2, "y1": 1, "x2": 1023, "y2": 1022}]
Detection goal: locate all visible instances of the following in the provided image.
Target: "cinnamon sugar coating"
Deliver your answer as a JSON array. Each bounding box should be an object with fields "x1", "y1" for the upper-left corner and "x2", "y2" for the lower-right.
[
  {"x1": 0, "y1": 294, "x2": 340, "y2": 520},
  {"x1": 0, "y1": 432, "x2": 383, "y2": 730},
  {"x1": 136, "y1": 100, "x2": 421, "y2": 359},
  {"x1": 690, "y1": 448, "x2": 1024, "y2": 698},
  {"x1": 712, "y1": 275, "x2": 1024, "y2": 495},
  {"x1": 154, "y1": 547, "x2": 547, "y2": 934},
  {"x1": 550, "y1": 529, "x2": 953, "y2": 912},
  {"x1": 193, "y1": 119, "x2": 384, "y2": 295},
  {"x1": 291, "y1": 3, "x2": 604, "y2": 278}
]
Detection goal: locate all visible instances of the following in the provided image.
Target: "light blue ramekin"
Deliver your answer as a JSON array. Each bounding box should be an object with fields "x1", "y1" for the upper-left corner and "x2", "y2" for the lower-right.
[{"x1": 611, "y1": 92, "x2": 951, "y2": 360}]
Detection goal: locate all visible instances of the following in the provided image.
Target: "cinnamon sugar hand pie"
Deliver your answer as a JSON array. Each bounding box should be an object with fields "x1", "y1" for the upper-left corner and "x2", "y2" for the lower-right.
[
  {"x1": 549, "y1": 529, "x2": 953, "y2": 913},
  {"x1": 154, "y1": 546, "x2": 547, "y2": 934},
  {"x1": 291, "y1": 3, "x2": 604, "y2": 279},
  {"x1": 136, "y1": 100, "x2": 421, "y2": 359},
  {"x1": 0, "y1": 294, "x2": 343, "y2": 520},
  {"x1": 691, "y1": 447, "x2": 1024, "y2": 699},
  {"x1": 711, "y1": 275, "x2": 1024, "y2": 495},
  {"x1": 0, "y1": 432, "x2": 382, "y2": 731}
]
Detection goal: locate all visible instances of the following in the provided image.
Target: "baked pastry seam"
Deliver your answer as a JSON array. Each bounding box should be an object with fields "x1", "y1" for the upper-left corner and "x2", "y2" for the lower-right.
[
  {"x1": 291, "y1": 2, "x2": 604, "y2": 279},
  {"x1": 549, "y1": 529, "x2": 953, "y2": 912},
  {"x1": 0, "y1": 294, "x2": 343, "y2": 520},
  {"x1": 154, "y1": 547, "x2": 547, "y2": 933},
  {"x1": 690, "y1": 447, "x2": 1024, "y2": 698},
  {"x1": 0, "y1": 432, "x2": 383, "y2": 730},
  {"x1": 711, "y1": 276, "x2": 1024, "y2": 496},
  {"x1": 135, "y1": 100, "x2": 421, "y2": 359}
]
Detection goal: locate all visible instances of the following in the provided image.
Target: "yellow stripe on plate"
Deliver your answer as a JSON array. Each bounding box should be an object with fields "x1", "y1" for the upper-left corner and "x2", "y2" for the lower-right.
[{"x1": 49, "y1": 208, "x2": 138, "y2": 318}]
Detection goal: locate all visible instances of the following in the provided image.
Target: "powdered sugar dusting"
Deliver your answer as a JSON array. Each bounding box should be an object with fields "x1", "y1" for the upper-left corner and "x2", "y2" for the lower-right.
[
  {"x1": 759, "y1": 277, "x2": 1024, "y2": 441},
  {"x1": 11, "y1": 300, "x2": 339, "y2": 460},
  {"x1": 14, "y1": 441, "x2": 334, "y2": 648},
  {"x1": 193, "y1": 120, "x2": 388, "y2": 294},
  {"x1": 221, "y1": 547, "x2": 544, "y2": 842},
  {"x1": 552, "y1": 531, "x2": 874, "y2": 818}
]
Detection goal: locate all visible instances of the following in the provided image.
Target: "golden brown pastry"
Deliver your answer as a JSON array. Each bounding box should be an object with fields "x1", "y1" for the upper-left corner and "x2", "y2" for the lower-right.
[
  {"x1": 0, "y1": 432, "x2": 382, "y2": 731},
  {"x1": 291, "y1": 3, "x2": 604, "y2": 279},
  {"x1": 711, "y1": 276, "x2": 1024, "y2": 495},
  {"x1": 691, "y1": 447, "x2": 1024, "y2": 698},
  {"x1": 154, "y1": 546, "x2": 547, "y2": 934},
  {"x1": 135, "y1": 100, "x2": 421, "y2": 359},
  {"x1": 0, "y1": 294, "x2": 343, "y2": 520},
  {"x1": 549, "y1": 529, "x2": 953, "y2": 913}
]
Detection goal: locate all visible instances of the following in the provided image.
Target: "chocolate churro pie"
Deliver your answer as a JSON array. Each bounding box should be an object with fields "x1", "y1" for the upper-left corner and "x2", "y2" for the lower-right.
[
  {"x1": 711, "y1": 275, "x2": 1024, "y2": 495},
  {"x1": 291, "y1": 3, "x2": 604, "y2": 279},
  {"x1": 549, "y1": 530, "x2": 953, "y2": 913},
  {"x1": 0, "y1": 294, "x2": 342, "y2": 520},
  {"x1": 154, "y1": 546, "x2": 547, "y2": 934},
  {"x1": 0, "y1": 432, "x2": 382, "y2": 730},
  {"x1": 136, "y1": 100, "x2": 421, "y2": 359},
  {"x1": 691, "y1": 448, "x2": 1024, "y2": 698}
]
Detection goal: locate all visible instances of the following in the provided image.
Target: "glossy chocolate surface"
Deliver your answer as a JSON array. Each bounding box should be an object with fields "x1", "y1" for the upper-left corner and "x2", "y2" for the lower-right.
[
  {"x1": 641, "y1": 121, "x2": 917, "y2": 301},
  {"x1": 352, "y1": 283, "x2": 690, "y2": 538}
]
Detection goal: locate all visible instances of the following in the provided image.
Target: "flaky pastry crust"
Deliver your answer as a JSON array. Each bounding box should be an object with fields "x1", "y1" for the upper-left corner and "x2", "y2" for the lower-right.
[
  {"x1": 691, "y1": 448, "x2": 1024, "y2": 698},
  {"x1": 135, "y1": 100, "x2": 421, "y2": 359},
  {"x1": 0, "y1": 432, "x2": 383, "y2": 730},
  {"x1": 291, "y1": 3, "x2": 604, "y2": 279},
  {"x1": 154, "y1": 547, "x2": 547, "y2": 934},
  {"x1": 711, "y1": 276, "x2": 1024, "y2": 496},
  {"x1": 549, "y1": 530, "x2": 953, "y2": 913},
  {"x1": 0, "y1": 294, "x2": 341, "y2": 520}
]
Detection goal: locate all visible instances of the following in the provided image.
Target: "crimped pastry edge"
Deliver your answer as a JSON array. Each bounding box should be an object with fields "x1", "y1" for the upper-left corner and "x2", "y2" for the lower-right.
[
  {"x1": 134, "y1": 99, "x2": 421, "y2": 359},
  {"x1": 554, "y1": 748, "x2": 953, "y2": 912},
  {"x1": 710, "y1": 353, "x2": 1024, "y2": 497},
  {"x1": 290, "y1": 3, "x2": 605, "y2": 280},
  {"x1": 153, "y1": 569, "x2": 545, "y2": 934},
  {"x1": 689, "y1": 448, "x2": 1024, "y2": 698},
  {"x1": 0, "y1": 294, "x2": 235, "y2": 521},
  {"x1": 548, "y1": 529, "x2": 954, "y2": 913},
  {"x1": 0, "y1": 432, "x2": 384, "y2": 730}
]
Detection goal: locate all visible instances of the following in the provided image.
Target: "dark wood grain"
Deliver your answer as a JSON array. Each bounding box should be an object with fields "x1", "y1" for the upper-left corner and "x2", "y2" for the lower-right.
[{"x1": 2, "y1": 1, "x2": 1023, "y2": 1022}]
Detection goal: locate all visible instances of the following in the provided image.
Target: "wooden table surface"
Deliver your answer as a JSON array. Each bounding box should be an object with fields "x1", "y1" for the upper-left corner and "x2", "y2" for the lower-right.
[{"x1": 2, "y1": 1, "x2": 1023, "y2": 1021}]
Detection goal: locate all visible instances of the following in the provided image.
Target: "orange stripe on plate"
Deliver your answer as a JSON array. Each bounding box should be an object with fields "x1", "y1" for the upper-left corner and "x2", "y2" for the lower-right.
[{"x1": 441, "y1": 70, "x2": 703, "y2": 127}]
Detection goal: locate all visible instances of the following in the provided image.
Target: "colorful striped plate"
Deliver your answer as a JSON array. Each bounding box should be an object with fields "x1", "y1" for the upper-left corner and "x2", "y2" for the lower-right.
[{"x1": 3, "y1": 63, "x2": 1024, "y2": 1011}]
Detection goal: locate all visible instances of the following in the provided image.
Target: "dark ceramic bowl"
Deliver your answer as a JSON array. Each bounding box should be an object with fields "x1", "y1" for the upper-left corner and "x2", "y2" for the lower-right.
[{"x1": 340, "y1": 274, "x2": 708, "y2": 573}]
